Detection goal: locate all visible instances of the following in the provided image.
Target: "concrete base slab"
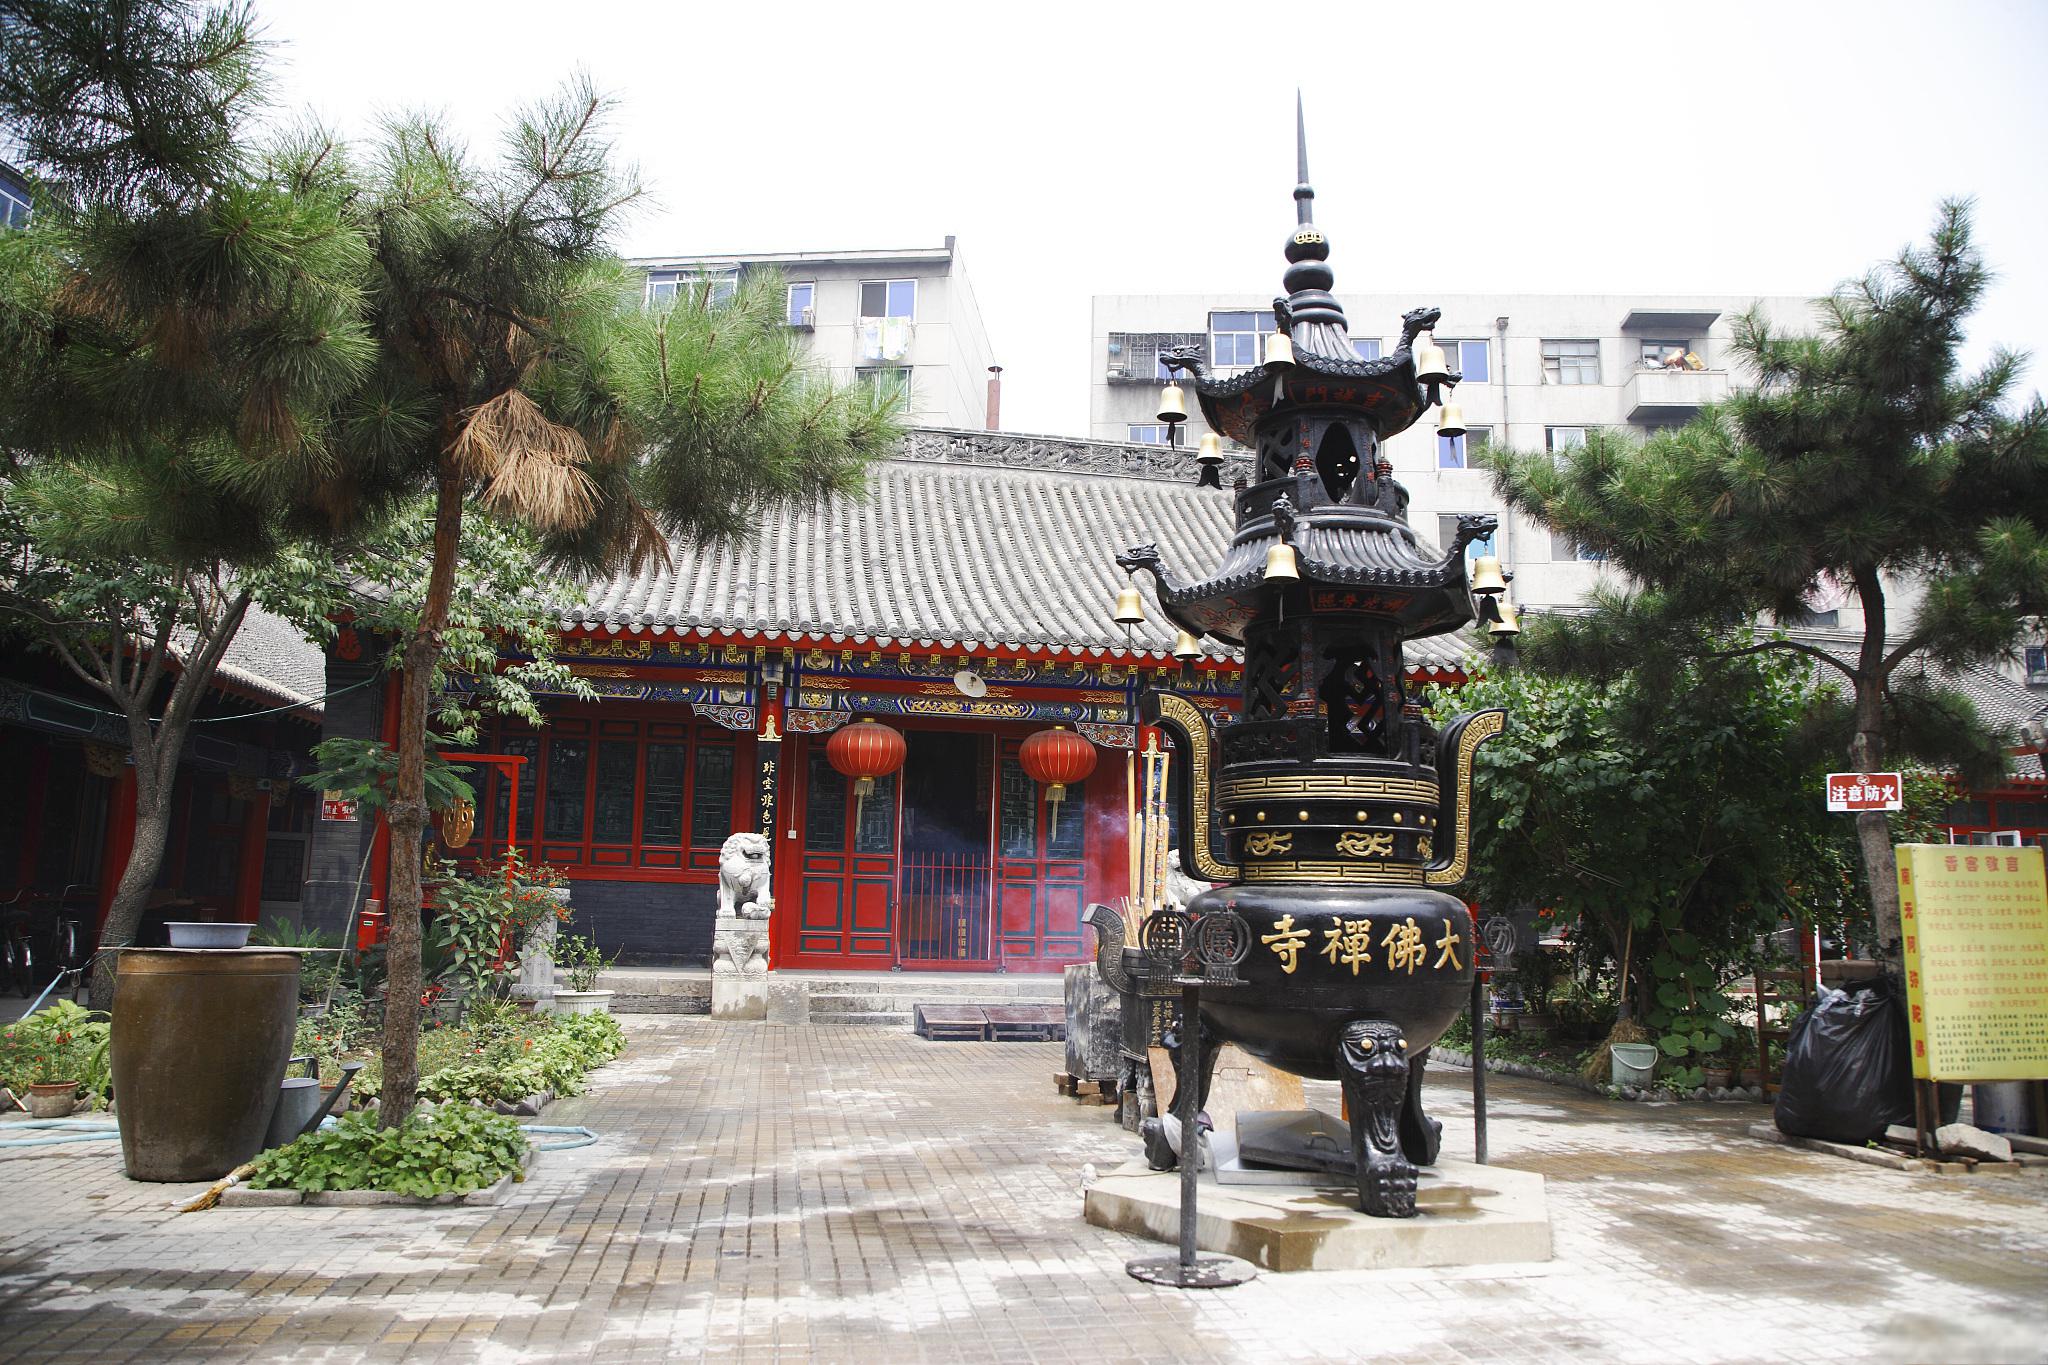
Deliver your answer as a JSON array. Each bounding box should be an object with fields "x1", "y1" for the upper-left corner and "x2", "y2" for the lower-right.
[{"x1": 1083, "y1": 1159, "x2": 1551, "y2": 1273}]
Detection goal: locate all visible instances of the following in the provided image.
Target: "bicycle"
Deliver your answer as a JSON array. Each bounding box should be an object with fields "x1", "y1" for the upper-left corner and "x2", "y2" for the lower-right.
[{"x1": 2, "y1": 890, "x2": 39, "y2": 997}]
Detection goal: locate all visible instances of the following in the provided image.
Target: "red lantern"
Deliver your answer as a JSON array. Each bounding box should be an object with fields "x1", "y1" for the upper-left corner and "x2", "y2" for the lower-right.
[
  {"x1": 826, "y1": 717, "x2": 907, "y2": 820},
  {"x1": 1019, "y1": 725, "x2": 1098, "y2": 838}
]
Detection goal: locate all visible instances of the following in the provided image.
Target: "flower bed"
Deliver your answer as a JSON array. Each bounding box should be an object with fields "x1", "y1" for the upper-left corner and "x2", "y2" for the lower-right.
[
  {"x1": 242, "y1": 1104, "x2": 530, "y2": 1202},
  {"x1": 297, "y1": 1000, "x2": 625, "y2": 1113}
]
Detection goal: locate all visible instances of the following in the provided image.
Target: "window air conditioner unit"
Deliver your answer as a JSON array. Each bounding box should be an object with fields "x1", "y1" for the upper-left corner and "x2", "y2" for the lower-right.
[{"x1": 800, "y1": 306, "x2": 815, "y2": 327}]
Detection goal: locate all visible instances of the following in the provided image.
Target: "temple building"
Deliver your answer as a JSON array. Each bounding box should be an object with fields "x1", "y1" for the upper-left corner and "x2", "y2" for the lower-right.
[{"x1": 300, "y1": 426, "x2": 1477, "y2": 972}]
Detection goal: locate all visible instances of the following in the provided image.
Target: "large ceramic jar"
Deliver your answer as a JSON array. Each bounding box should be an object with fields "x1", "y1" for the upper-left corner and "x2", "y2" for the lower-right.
[{"x1": 110, "y1": 949, "x2": 299, "y2": 1182}]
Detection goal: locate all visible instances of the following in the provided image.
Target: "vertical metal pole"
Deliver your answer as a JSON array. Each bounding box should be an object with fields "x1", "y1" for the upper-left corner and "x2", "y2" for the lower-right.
[
  {"x1": 1471, "y1": 970, "x2": 1489, "y2": 1165},
  {"x1": 1178, "y1": 982, "x2": 1201, "y2": 1269}
]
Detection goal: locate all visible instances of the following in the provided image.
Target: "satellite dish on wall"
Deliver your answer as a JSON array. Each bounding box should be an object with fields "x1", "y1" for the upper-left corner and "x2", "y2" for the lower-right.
[{"x1": 954, "y1": 669, "x2": 988, "y2": 698}]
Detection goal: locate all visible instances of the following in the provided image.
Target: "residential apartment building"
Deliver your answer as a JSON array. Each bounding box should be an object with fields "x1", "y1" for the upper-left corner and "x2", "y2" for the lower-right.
[
  {"x1": 628, "y1": 238, "x2": 997, "y2": 430},
  {"x1": 1091, "y1": 292, "x2": 1825, "y2": 621}
]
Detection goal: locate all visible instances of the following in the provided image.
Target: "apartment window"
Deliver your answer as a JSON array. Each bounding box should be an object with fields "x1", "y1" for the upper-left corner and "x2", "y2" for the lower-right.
[
  {"x1": 0, "y1": 182, "x2": 28, "y2": 230},
  {"x1": 786, "y1": 282, "x2": 815, "y2": 326},
  {"x1": 859, "y1": 279, "x2": 917, "y2": 320},
  {"x1": 1436, "y1": 426, "x2": 1492, "y2": 470},
  {"x1": 1638, "y1": 337, "x2": 1691, "y2": 368},
  {"x1": 1128, "y1": 424, "x2": 1174, "y2": 445},
  {"x1": 1437, "y1": 515, "x2": 1495, "y2": 565},
  {"x1": 857, "y1": 366, "x2": 912, "y2": 403},
  {"x1": 1441, "y1": 339, "x2": 1490, "y2": 383},
  {"x1": 1209, "y1": 310, "x2": 1277, "y2": 368},
  {"x1": 1550, "y1": 531, "x2": 1607, "y2": 562},
  {"x1": 1541, "y1": 339, "x2": 1601, "y2": 385},
  {"x1": 646, "y1": 269, "x2": 737, "y2": 308},
  {"x1": 1547, "y1": 426, "x2": 1589, "y2": 454},
  {"x1": 2026, "y1": 644, "x2": 2047, "y2": 685},
  {"x1": 1352, "y1": 338, "x2": 1382, "y2": 361}
]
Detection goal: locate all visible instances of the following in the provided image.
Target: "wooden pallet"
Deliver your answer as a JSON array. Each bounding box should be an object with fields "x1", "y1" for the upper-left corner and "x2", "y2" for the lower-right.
[
  {"x1": 984, "y1": 1004, "x2": 1064, "y2": 1043},
  {"x1": 914, "y1": 1004, "x2": 989, "y2": 1041},
  {"x1": 1054, "y1": 1072, "x2": 1117, "y2": 1104}
]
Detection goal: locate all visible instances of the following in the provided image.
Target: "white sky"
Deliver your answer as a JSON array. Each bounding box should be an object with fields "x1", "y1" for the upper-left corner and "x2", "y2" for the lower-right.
[{"x1": 255, "y1": 0, "x2": 2048, "y2": 438}]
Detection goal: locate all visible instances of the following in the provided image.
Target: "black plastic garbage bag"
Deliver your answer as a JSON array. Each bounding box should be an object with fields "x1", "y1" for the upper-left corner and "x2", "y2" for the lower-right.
[{"x1": 1774, "y1": 976, "x2": 1914, "y2": 1144}]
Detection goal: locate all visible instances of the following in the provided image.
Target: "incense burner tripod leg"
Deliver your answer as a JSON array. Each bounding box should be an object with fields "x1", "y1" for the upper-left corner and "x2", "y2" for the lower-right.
[{"x1": 1336, "y1": 1019, "x2": 1417, "y2": 1218}]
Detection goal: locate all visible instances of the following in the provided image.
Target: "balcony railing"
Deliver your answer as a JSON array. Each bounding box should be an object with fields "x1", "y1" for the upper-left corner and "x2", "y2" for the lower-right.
[{"x1": 1625, "y1": 366, "x2": 1730, "y2": 420}]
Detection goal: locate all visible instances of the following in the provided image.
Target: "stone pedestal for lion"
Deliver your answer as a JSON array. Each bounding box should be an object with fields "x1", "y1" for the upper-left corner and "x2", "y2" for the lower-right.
[{"x1": 711, "y1": 833, "x2": 773, "y2": 1021}]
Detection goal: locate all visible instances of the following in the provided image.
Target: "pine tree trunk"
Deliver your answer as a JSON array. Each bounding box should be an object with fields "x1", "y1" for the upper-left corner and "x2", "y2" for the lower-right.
[
  {"x1": 376, "y1": 465, "x2": 466, "y2": 1128},
  {"x1": 1847, "y1": 569, "x2": 1902, "y2": 971},
  {"x1": 87, "y1": 786, "x2": 171, "y2": 1010},
  {"x1": 1848, "y1": 711, "x2": 1900, "y2": 968}
]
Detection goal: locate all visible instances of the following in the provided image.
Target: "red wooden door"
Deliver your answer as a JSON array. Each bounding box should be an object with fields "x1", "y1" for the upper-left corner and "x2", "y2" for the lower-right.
[
  {"x1": 993, "y1": 738, "x2": 1090, "y2": 969},
  {"x1": 790, "y1": 741, "x2": 900, "y2": 967}
]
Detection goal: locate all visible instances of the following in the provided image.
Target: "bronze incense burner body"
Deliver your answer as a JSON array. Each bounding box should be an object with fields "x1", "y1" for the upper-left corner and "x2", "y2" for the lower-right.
[{"x1": 1092, "y1": 141, "x2": 1504, "y2": 1218}]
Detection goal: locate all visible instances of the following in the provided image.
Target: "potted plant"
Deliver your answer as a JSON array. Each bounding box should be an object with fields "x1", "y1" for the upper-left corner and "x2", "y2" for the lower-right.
[
  {"x1": 2, "y1": 1001, "x2": 109, "y2": 1117},
  {"x1": 1728, "y1": 1027, "x2": 1762, "y2": 1090},
  {"x1": 25, "y1": 1029, "x2": 91, "y2": 1117},
  {"x1": 549, "y1": 932, "x2": 616, "y2": 1015}
]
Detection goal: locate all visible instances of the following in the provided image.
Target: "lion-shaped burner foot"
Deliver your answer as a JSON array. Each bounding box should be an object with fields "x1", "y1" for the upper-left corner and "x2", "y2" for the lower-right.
[{"x1": 1336, "y1": 1018, "x2": 1418, "y2": 1218}]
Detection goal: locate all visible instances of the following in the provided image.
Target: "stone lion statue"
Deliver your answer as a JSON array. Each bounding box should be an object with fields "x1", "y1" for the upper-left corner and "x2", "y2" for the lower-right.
[{"x1": 718, "y1": 832, "x2": 774, "y2": 920}]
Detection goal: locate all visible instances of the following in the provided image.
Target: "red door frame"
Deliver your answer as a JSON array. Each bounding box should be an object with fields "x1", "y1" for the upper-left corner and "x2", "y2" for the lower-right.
[{"x1": 774, "y1": 716, "x2": 1129, "y2": 973}]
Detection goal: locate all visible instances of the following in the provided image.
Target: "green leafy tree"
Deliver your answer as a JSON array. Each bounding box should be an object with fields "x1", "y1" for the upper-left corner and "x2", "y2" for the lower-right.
[
  {"x1": 1483, "y1": 202, "x2": 2048, "y2": 967},
  {"x1": 1435, "y1": 648, "x2": 1854, "y2": 1078},
  {"x1": 0, "y1": 1, "x2": 370, "y2": 1005},
  {"x1": 318, "y1": 85, "x2": 899, "y2": 1126}
]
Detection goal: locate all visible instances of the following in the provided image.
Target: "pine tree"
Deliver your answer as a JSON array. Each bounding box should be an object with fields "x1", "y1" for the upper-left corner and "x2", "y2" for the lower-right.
[
  {"x1": 325, "y1": 83, "x2": 900, "y2": 1126},
  {"x1": 1486, "y1": 201, "x2": 2048, "y2": 968},
  {"x1": 0, "y1": 0, "x2": 371, "y2": 1006}
]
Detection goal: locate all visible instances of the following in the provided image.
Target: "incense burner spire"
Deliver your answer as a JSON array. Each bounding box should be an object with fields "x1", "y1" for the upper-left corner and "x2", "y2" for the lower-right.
[{"x1": 1277, "y1": 92, "x2": 1350, "y2": 348}]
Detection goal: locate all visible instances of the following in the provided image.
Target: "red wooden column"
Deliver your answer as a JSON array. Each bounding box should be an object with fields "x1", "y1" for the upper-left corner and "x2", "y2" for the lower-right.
[
  {"x1": 752, "y1": 651, "x2": 789, "y2": 969},
  {"x1": 18, "y1": 742, "x2": 49, "y2": 889},
  {"x1": 231, "y1": 788, "x2": 272, "y2": 923},
  {"x1": 96, "y1": 768, "x2": 137, "y2": 932}
]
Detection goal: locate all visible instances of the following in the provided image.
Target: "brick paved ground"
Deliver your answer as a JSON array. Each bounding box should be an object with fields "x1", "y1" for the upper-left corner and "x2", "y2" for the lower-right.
[{"x1": 1, "y1": 1016, "x2": 2044, "y2": 1363}]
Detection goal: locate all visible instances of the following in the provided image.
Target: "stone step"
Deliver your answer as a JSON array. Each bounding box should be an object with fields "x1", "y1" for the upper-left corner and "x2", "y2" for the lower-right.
[
  {"x1": 815, "y1": 1011, "x2": 915, "y2": 1028},
  {"x1": 798, "y1": 978, "x2": 1066, "y2": 998}
]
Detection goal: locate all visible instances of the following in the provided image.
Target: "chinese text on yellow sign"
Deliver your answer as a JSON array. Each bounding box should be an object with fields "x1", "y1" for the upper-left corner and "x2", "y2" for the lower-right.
[{"x1": 1895, "y1": 844, "x2": 2048, "y2": 1081}]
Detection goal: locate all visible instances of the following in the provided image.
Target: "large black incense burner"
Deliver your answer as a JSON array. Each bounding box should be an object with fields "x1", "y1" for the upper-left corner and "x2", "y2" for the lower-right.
[{"x1": 1089, "y1": 113, "x2": 1506, "y2": 1220}]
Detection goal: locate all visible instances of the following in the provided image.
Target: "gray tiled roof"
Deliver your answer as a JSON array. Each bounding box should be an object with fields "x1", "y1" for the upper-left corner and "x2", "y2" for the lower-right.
[
  {"x1": 206, "y1": 605, "x2": 327, "y2": 714},
  {"x1": 568, "y1": 435, "x2": 1477, "y2": 673},
  {"x1": 1794, "y1": 632, "x2": 2047, "y2": 741}
]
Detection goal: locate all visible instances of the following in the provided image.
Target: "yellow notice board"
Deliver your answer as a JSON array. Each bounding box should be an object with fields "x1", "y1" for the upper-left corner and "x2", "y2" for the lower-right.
[{"x1": 1895, "y1": 844, "x2": 2048, "y2": 1081}]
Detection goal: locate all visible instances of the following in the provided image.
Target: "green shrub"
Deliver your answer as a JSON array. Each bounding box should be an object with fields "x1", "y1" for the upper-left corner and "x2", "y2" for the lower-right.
[
  {"x1": 246, "y1": 1105, "x2": 528, "y2": 1197},
  {"x1": 379, "y1": 1008, "x2": 625, "y2": 1106}
]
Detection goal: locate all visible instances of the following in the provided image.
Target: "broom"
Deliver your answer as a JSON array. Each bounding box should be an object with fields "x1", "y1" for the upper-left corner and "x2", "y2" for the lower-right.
[
  {"x1": 179, "y1": 1161, "x2": 258, "y2": 1213},
  {"x1": 1581, "y1": 923, "x2": 1648, "y2": 1085}
]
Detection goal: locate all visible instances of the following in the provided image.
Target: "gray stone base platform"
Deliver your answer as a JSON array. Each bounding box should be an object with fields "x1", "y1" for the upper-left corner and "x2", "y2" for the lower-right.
[
  {"x1": 1083, "y1": 1157, "x2": 1551, "y2": 1272},
  {"x1": 596, "y1": 967, "x2": 1065, "y2": 1026}
]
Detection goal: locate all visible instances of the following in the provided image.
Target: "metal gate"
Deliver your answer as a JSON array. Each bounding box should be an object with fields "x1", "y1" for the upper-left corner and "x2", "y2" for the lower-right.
[{"x1": 897, "y1": 851, "x2": 991, "y2": 965}]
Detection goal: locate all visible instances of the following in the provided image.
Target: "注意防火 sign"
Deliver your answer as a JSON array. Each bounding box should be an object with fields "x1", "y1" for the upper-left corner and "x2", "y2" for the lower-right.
[{"x1": 1827, "y1": 772, "x2": 1903, "y2": 811}]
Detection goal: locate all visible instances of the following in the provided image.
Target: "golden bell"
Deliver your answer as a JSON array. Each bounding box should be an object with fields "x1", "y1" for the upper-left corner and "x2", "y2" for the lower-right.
[
  {"x1": 1113, "y1": 583, "x2": 1146, "y2": 625},
  {"x1": 1196, "y1": 432, "x2": 1223, "y2": 468},
  {"x1": 1437, "y1": 399, "x2": 1467, "y2": 439},
  {"x1": 1469, "y1": 554, "x2": 1507, "y2": 596},
  {"x1": 1265, "y1": 332, "x2": 1295, "y2": 368},
  {"x1": 1414, "y1": 332, "x2": 1452, "y2": 385},
  {"x1": 1157, "y1": 383, "x2": 1187, "y2": 423},
  {"x1": 1171, "y1": 628, "x2": 1203, "y2": 661},
  {"x1": 1264, "y1": 541, "x2": 1300, "y2": 581},
  {"x1": 1489, "y1": 599, "x2": 1522, "y2": 636}
]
